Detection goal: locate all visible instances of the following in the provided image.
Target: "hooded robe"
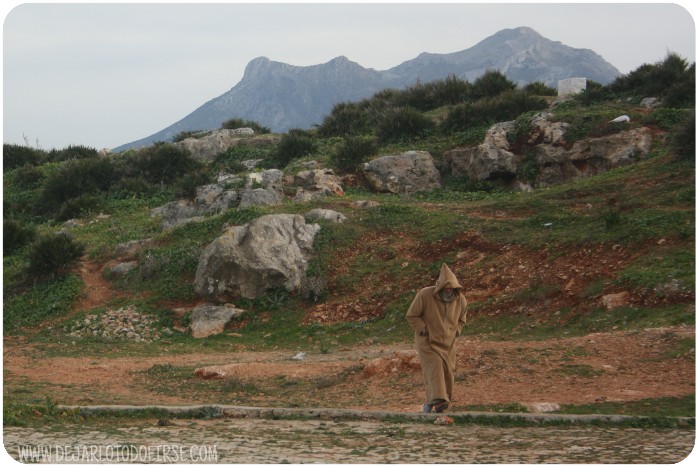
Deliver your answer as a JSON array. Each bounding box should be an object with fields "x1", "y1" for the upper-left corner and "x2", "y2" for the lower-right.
[{"x1": 405, "y1": 264, "x2": 467, "y2": 404}]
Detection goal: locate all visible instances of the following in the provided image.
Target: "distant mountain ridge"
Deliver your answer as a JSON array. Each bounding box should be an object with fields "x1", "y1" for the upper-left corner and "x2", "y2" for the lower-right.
[{"x1": 114, "y1": 27, "x2": 621, "y2": 151}]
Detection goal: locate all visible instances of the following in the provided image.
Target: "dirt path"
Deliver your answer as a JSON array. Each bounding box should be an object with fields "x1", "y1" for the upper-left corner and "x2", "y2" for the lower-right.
[
  {"x1": 4, "y1": 417, "x2": 694, "y2": 464},
  {"x1": 3, "y1": 326, "x2": 695, "y2": 410}
]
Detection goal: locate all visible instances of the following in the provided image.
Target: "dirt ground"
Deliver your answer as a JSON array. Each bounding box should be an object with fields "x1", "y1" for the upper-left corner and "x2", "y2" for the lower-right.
[{"x1": 3, "y1": 324, "x2": 695, "y2": 412}]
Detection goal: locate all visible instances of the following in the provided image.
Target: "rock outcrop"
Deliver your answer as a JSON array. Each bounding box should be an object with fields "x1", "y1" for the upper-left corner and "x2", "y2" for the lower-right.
[
  {"x1": 193, "y1": 214, "x2": 320, "y2": 300},
  {"x1": 189, "y1": 303, "x2": 244, "y2": 338},
  {"x1": 445, "y1": 112, "x2": 653, "y2": 189},
  {"x1": 173, "y1": 129, "x2": 280, "y2": 163},
  {"x1": 362, "y1": 151, "x2": 442, "y2": 194}
]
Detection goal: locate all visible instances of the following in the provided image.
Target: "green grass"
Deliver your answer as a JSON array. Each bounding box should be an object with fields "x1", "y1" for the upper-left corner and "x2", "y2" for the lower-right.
[
  {"x1": 3, "y1": 274, "x2": 83, "y2": 333},
  {"x1": 464, "y1": 304, "x2": 694, "y2": 341},
  {"x1": 556, "y1": 395, "x2": 695, "y2": 418},
  {"x1": 617, "y1": 246, "x2": 695, "y2": 293}
]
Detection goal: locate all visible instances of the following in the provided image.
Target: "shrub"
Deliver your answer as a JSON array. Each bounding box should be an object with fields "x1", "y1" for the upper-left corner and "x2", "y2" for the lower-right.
[
  {"x1": 300, "y1": 275, "x2": 328, "y2": 303},
  {"x1": 47, "y1": 145, "x2": 98, "y2": 162},
  {"x1": 3, "y1": 219, "x2": 37, "y2": 255},
  {"x1": 27, "y1": 233, "x2": 85, "y2": 281},
  {"x1": 517, "y1": 151, "x2": 540, "y2": 185},
  {"x1": 426, "y1": 75, "x2": 472, "y2": 106},
  {"x1": 12, "y1": 163, "x2": 45, "y2": 189},
  {"x1": 55, "y1": 194, "x2": 103, "y2": 221},
  {"x1": 645, "y1": 108, "x2": 693, "y2": 130},
  {"x1": 175, "y1": 170, "x2": 212, "y2": 200},
  {"x1": 609, "y1": 52, "x2": 694, "y2": 107},
  {"x1": 273, "y1": 129, "x2": 317, "y2": 167},
  {"x1": 221, "y1": 118, "x2": 270, "y2": 134},
  {"x1": 575, "y1": 80, "x2": 609, "y2": 105},
  {"x1": 670, "y1": 112, "x2": 695, "y2": 162},
  {"x1": 40, "y1": 157, "x2": 115, "y2": 211},
  {"x1": 117, "y1": 143, "x2": 201, "y2": 185},
  {"x1": 111, "y1": 175, "x2": 158, "y2": 198},
  {"x1": 3, "y1": 144, "x2": 45, "y2": 170},
  {"x1": 441, "y1": 90, "x2": 548, "y2": 133},
  {"x1": 471, "y1": 70, "x2": 517, "y2": 99},
  {"x1": 317, "y1": 102, "x2": 372, "y2": 137},
  {"x1": 377, "y1": 106, "x2": 435, "y2": 143},
  {"x1": 440, "y1": 102, "x2": 478, "y2": 133},
  {"x1": 332, "y1": 135, "x2": 377, "y2": 172},
  {"x1": 663, "y1": 63, "x2": 695, "y2": 109},
  {"x1": 523, "y1": 81, "x2": 557, "y2": 96}
]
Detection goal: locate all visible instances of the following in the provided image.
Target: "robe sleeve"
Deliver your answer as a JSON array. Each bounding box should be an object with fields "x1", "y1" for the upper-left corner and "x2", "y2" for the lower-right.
[
  {"x1": 405, "y1": 290, "x2": 427, "y2": 333},
  {"x1": 456, "y1": 296, "x2": 468, "y2": 336}
]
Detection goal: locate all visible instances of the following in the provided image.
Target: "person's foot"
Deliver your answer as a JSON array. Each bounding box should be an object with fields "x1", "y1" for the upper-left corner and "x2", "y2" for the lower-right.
[
  {"x1": 433, "y1": 399, "x2": 449, "y2": 413},
  {"x1": 422, "y1": 403, "x2": 433, "y2": 413}
]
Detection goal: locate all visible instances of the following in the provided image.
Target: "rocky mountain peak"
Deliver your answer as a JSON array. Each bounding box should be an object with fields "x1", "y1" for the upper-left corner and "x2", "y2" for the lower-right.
[{"x1": 114, "y1": 27, "x2": 621, "y2": 151}]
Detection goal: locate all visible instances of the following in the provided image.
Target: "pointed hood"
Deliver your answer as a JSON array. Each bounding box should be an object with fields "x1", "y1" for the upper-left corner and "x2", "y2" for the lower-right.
[{"x1": 433, "y1": 264, "x2": 462, "y2": 294}]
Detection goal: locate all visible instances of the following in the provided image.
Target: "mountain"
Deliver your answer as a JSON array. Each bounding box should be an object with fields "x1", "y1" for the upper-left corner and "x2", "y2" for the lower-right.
[{"x1": 113, "y1": 27, "x2": 621, "y2": 151}]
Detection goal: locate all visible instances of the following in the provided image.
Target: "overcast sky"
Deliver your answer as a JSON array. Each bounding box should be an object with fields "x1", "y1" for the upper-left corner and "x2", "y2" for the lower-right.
[{"x1": 2, "y1": 2, "x2": 696, "y2": 151}]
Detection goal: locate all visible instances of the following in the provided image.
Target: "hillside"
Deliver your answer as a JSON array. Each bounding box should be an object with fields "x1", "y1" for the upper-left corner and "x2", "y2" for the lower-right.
[
  {"x1": 3, "y1": 53, "x2": 694, "y2": 423},
  {"x1": 114, "y1": 26, "x2": 621, "y2": 151}
]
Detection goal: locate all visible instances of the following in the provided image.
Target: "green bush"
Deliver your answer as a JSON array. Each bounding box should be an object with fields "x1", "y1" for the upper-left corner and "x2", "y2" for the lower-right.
[
  {"x1": 3, "y1": 219, "x2": 37, "y2": 255},
  {"x1": 56, "y1": 194, "x2": 103, "y2": 221},
  {"x1": 645, "y1": 108, "x2": 693, "y2": 130},
  {"x1": 40, "y1": 157, "x2": 115, "y2": 211},
  {"x1": 111, "y1": 175, "x2": 159, "y2": 198},
  {"x1": 273, "y1": 129, "x2": 317, "y2": 167},
  {"x1": 27, "y1": 233, "x2": 85, "y2": 281},
  {"x1": 221, "y1": 118, "x2": 271, "y2": 134},
  {"x1": 331, "y1": 135, "x2": 377, "y2": 172},
  {"x1": 377, "y1": 106, "x2": 435, "y2": 143},
  {"x1": 663, "y1": 63, "x2": 695, "y2": 109},
  {"x1": 117, "y1": 143, "x2": 201, "y2": 185},
  {"x1": 317, "y1": 102, "x2": 372, "y2": 137},
  {"x1": 671, "y1": 112, "x2": 695, "y2": 162},
  {"x1": 523, "y1": 81, "x2": 557, "y2": 96},
  {"x1": 175, "y1": 170, "x2": 212, "y2": 200},
  {"x1": 425, "y1": 75, "x2": 472, "y2": 106},
  {"x1": 609, "y1": 52, "x2": 693, "y2": 104},
  {"x1": 47, "y1": 145, "x2": 98, "y2": 162},
  {"x1": 3, "y1": 144, "x2": 45, "y2": 170},
  {"x1": 11, "y1": 163, "x2": 45, "y2": 189},
  {"x1": 441, "y1": 90, "x2": 548, "y2": 133},
  {"x1": 471, "y1": 70, "x2": 517, "y2": 99},
  {"x1": 575, "y1": 80, "x2": 609, "y2": 105}
]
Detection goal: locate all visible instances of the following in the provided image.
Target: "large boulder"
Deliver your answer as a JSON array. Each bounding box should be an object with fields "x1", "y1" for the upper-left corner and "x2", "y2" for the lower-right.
[
  {"x1": 193, "y1": 214, "x2": 320, "y2": 300},
  {"x1": 304, "y1": 209, "x2": 347, "y2": 224},
  {"x1": 189, "y1": 303, "x2": 244, "y2": 338},
  {"x1": 445, "y1": 145, "x2": 518, "y2": 182},
  {"x1": 293, "y1": 169, "x2": 344, "y2": 197},
  {"x1": 173, "y1": 129, "x2": 280, "y2": 163},
  {"x1": 362, "y1": 151, "x2": 442, "y2": 194},
  {"x1": 246, "y1": 169, "x2": 284, "y2": 191},
  {"x1": 238, "y1": 188, "x2": 283, "y2": 209},
  {"x1": 150, "y1": 184, "x2": 238, "y2": 230}
]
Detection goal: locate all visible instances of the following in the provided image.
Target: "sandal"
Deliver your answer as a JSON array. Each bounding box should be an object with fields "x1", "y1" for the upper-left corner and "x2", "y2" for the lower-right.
[{"x1": 433, "y1": 400, "x2": 449, "y2": 413}]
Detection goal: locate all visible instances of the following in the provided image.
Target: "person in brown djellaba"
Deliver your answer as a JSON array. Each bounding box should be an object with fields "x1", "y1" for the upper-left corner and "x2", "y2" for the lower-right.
[{"x1": 406, "y1": 264, "x2": 468, "y2": 413}]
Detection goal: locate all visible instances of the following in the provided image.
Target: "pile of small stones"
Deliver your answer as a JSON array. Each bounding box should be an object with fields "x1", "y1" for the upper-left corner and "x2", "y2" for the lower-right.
[{"x1": 65, "y1": 305, "x2": 174, "y2": 343}]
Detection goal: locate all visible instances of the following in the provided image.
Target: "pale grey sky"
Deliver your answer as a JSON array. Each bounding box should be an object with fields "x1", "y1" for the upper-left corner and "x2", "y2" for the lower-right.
[{"x1": 2, "y1": 2, "x2": 696, "y2": 151}]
